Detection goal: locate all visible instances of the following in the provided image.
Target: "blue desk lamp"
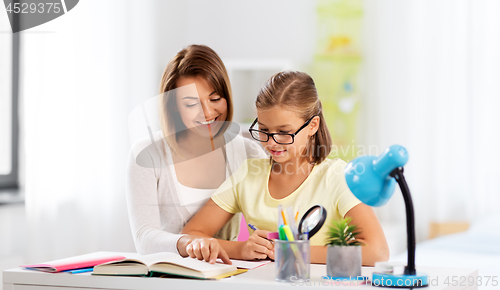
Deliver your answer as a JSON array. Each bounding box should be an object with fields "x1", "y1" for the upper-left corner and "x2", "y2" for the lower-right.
[{"x1": 344, "y1": 145, "x2": 428, "y2": 287}]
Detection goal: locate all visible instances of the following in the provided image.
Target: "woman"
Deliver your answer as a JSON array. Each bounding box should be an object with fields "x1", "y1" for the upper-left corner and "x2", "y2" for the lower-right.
[{"x1": 126, "y1": 44, "x2": 266, "y2": 255}]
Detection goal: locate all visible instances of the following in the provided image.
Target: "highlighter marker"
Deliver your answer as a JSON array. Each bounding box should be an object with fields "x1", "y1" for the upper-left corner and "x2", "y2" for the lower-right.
[
  {"x1": 282, "y1": 225, "x2": 295, "y2": 241},
  {"x1": 278, "y1": 226, "x2": 287, "y2": 240},
  {"x1": 282, "y1": 225, "x2": 306, "y2": 277}
]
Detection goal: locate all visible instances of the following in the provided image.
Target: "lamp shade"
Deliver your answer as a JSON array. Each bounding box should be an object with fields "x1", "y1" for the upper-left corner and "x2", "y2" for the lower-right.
[{"x1": 344, "y1": 145, "x2": 409, "y2": 207}]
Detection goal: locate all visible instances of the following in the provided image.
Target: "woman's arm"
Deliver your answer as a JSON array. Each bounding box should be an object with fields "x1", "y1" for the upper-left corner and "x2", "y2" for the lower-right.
[
  {"x1": 309, "y1": 203, "x2": 389, "y2": 265},
  {"x1": 126, "y1": 147, "x2": 185, "y2": 254},
  {"x1": 178, "y1": 199, "x2": 238, "y2": 258},
  {"x1": 180, "y1": 199, "x2": 274, "y2": 263}
]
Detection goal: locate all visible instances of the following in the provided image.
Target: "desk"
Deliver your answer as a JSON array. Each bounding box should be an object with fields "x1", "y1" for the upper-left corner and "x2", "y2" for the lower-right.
[{"x1": 3, "y1": 261, "x2": 478, "y2": 290}]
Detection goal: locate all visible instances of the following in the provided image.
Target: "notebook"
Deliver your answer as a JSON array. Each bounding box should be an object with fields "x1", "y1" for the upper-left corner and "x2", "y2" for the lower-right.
[
  {"x1": 93, "y1": 252, "x2": 242, "y2": 280},
  {"x1": 21, "y1": 252, "x2": 126, "y2": 273}
]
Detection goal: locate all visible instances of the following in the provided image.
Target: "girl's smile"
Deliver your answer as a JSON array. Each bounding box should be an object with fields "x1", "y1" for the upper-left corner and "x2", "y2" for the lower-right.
[{"x1": 269, "y1": 148, "x2": 286, "y2": 156}]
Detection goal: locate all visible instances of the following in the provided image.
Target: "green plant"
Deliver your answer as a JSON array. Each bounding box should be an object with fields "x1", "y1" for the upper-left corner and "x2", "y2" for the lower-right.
[{"x1": 325, "y1": 217, "x2": 364, "y2": 246}]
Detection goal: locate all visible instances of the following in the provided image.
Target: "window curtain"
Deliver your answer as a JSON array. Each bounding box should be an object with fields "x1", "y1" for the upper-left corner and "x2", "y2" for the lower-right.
[
  {"x1": 362, "y1": 0, "x2": 500, "y2": 246},
  {"x1": 21, "y1": 0, "x2": 161, "y2": 262}
]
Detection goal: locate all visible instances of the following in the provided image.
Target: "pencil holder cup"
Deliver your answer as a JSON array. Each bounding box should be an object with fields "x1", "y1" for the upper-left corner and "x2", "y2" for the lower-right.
[{"x1": 274, "y1": 240, "x2": 310, "y2": 282}]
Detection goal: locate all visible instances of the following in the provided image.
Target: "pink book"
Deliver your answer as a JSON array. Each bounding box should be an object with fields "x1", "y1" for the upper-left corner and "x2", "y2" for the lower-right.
[{"x1": 21, "y1": 252, "x2": 127, "y2": 273}]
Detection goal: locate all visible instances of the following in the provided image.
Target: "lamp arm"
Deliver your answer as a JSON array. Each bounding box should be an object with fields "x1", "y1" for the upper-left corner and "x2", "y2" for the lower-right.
[{"x1": 390, "y1": 167, "x2": 416, "y2": 276}]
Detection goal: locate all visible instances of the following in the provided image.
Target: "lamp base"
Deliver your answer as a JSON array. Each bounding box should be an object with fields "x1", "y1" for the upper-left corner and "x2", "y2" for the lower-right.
[{"x1": 372, "y1": 272, "x2": 428, "y2": 288}]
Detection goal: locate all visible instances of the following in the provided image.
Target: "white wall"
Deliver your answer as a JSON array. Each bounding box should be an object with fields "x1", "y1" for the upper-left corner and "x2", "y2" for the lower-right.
[
  {"x1": 361, "y1": 0, "x2": 500, "y2": 257},
  {"x1": 153, "y1": 0, "x2": 317, "y2": 123},
  {"x1": 155, "y1": 0, "x2": 316, "y2": 70}
]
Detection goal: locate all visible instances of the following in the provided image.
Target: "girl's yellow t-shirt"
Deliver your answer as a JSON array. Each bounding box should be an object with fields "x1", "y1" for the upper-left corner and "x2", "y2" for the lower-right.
[{"x1": 211, "y1": 158, "x2": 361, "y2": 246}]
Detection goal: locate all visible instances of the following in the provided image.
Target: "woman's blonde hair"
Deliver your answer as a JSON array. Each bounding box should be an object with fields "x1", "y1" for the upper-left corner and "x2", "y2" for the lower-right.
[
  {"x1": 159, "y1": 45, "x2": 233, "y2": 154},
  {"x1": 256, "y1": 70, "x2": 332, "y2": 164}
]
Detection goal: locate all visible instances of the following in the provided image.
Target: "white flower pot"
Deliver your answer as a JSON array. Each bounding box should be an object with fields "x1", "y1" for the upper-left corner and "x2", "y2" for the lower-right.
[{"x1": 326, "y1": 245, "x2": 362, "y2": 278}]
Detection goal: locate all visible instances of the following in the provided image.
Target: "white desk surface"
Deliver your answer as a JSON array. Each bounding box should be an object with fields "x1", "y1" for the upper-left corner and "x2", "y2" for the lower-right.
[{"x1": 3, "y1": 254, "x2": 478, "y2": 290}]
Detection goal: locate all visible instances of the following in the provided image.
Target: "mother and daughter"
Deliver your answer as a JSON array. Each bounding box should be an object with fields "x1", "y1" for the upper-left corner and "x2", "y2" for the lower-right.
[{"x1": 126, "y1": 44, "x2": 389, "y2": 266}]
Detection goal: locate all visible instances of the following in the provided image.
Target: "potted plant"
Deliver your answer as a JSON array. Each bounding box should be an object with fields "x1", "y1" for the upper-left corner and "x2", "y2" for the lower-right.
[{"x1": 325, "y1": 217, "x2": 364, "y2": 278}]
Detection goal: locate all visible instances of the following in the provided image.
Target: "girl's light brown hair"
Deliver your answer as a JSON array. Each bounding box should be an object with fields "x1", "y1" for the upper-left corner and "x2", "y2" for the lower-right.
[
  {"x1": 159, "y1": 45, "x2": 233, "y2": 154},
  {"x1": 256, "y1": 70, "x2": 332, "y2": 164}
]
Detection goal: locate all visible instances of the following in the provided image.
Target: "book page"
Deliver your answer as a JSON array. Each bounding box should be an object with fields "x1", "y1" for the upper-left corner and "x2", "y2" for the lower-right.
[
  {"x1": 216, "y1": 259, "x2": 271, "y2": 269},
  {"x1": 136, "y1": 252, "x2": 185, "y2": 267},
  {"x1": 158, "y1": 256, "x2": 236, "y2": 272},
  {"x1": 150, "y1": 256, "x2": 237, "y2": 279},
  {"x1": 94, "y1": 252, "x2": 178, "y2": 268}
]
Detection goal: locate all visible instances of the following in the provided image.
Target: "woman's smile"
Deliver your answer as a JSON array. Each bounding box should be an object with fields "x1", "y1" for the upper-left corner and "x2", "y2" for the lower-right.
[{"x1": 197, "y1": 116, "x2": 218, "y2": 126}]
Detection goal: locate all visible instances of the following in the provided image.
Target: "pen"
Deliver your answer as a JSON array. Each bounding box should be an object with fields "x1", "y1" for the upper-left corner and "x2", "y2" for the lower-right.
[
  {"x1": 286, "y1": 206, "x2": 299, "y2": 240},
  {"x1": 249, "y1": 223, "x2": 275, "y2": 244},
  {"x1": 63, "y1": 267, "x2": 94, "y2": 274}
]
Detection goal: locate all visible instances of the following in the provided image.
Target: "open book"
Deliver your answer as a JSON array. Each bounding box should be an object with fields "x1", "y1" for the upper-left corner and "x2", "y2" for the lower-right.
[{"x1": 93, "y1": 252, "x2": 241, "y2": 279}]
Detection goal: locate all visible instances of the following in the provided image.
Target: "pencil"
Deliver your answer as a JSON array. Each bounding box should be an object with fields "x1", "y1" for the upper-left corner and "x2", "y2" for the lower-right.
[{"x1": 281, "y1": 209, "x2": 288, "y2": 225}]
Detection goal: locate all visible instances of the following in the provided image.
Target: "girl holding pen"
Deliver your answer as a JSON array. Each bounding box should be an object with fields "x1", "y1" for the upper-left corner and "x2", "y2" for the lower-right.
[{"x1": 178, "y1": 71, "x2": 389, "y2": 265}]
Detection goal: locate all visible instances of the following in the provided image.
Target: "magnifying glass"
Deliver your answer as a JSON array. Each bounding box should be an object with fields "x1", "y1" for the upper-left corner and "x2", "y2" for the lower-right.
[{"x1": 297, "y1": 205, "x2": 327, "y2": 240}]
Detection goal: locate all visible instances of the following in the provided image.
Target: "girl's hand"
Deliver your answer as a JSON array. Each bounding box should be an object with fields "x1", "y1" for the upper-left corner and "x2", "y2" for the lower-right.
[
  {"x1": 185, "y1": 237, "x2": 232, "y2": 264},
  {"x1": 240, "y1": 230, "x2": 274, "y2": 260}
]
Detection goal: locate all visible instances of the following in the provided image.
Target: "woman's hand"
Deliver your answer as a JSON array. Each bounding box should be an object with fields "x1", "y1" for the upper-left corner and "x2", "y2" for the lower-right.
[
  {"x1": 239, "y1": 230, "x2": 274, "y2": 260},
  {"x1": 179, "y1": 200, "x2": 274, "y2": 261},
  {"x1": 185, "y1": 237, "x2": 232, "y2": 264}
]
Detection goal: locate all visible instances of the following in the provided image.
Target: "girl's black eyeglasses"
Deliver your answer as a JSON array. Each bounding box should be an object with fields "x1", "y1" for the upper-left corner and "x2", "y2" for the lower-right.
[{"x1": 248, "y1": 115, "x2": 316, "y2": 145}]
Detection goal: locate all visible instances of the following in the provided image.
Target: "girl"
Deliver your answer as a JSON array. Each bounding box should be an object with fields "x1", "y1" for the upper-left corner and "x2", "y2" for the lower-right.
[
  {"x1": 179, "y1": 70, "x2": 389, "y2": 265},
  {"x1": 126, "y1": 45, "x2": 266, "y2": 255}
]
